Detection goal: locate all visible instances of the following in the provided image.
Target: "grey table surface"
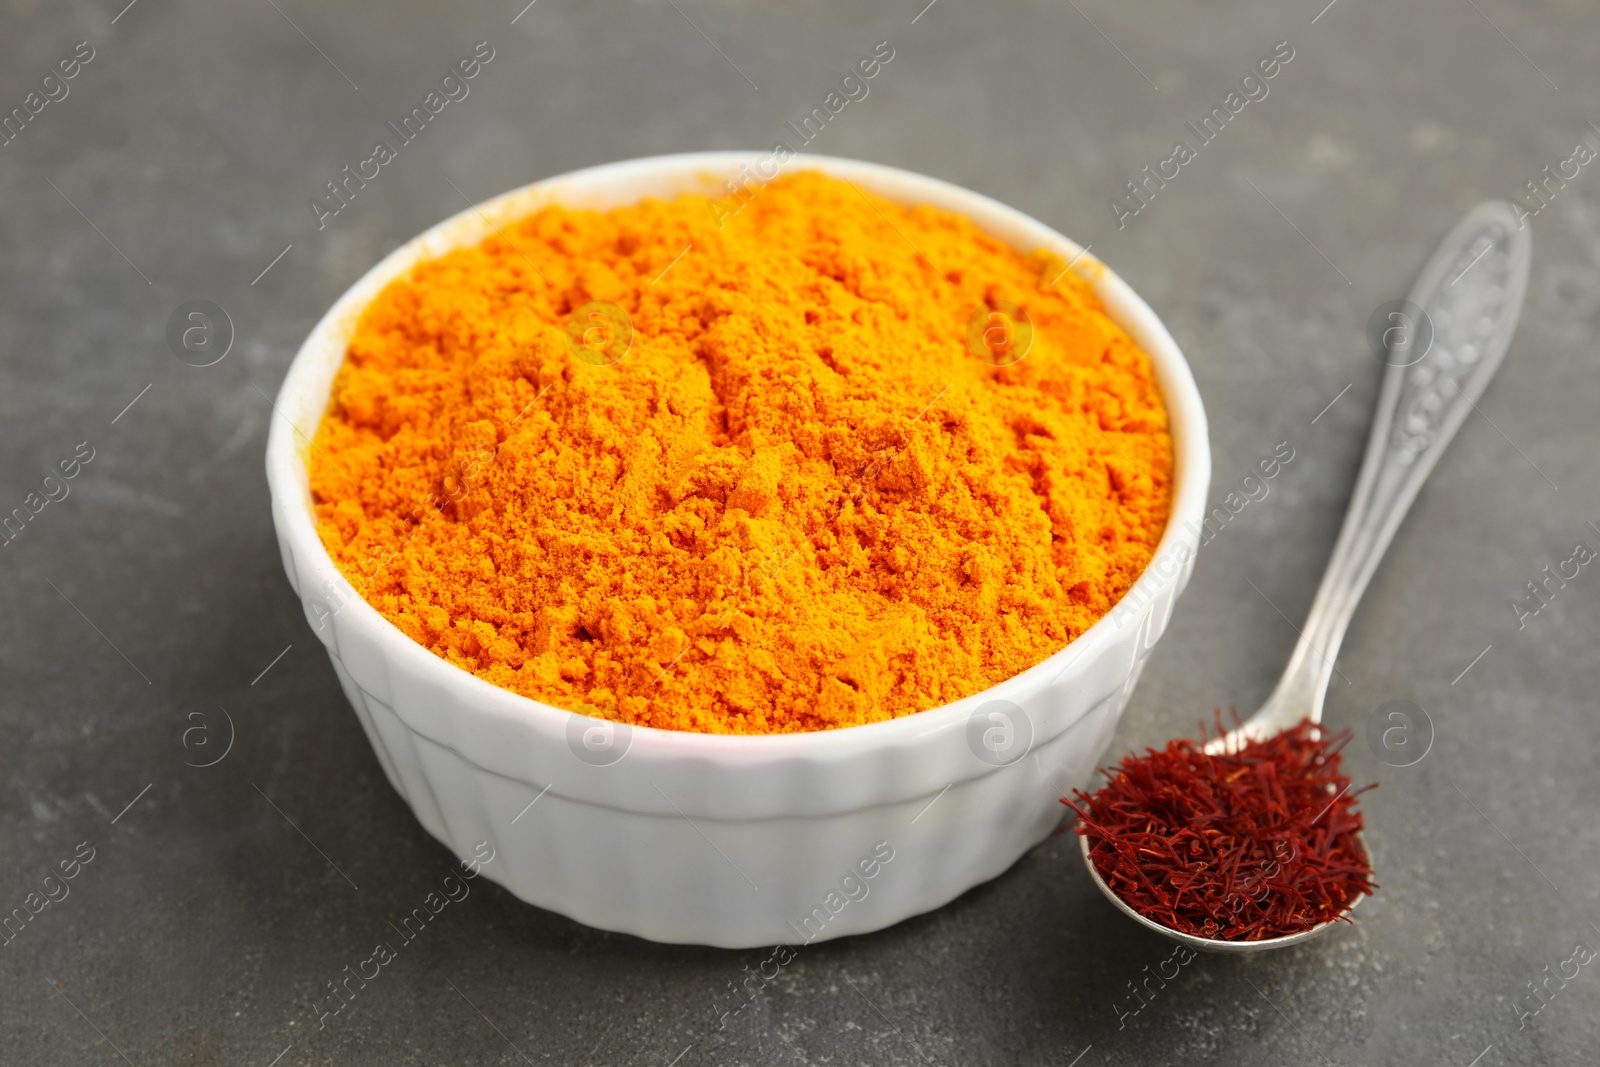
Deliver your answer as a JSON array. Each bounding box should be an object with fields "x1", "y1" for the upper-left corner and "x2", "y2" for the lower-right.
[{"x1": 3, "y1": 0, "x2": 1598, "y2": 1063}]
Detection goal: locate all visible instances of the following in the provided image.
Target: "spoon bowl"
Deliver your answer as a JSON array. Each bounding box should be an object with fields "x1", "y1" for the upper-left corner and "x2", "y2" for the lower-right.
[{"x1": 1078, "y1": 830, "x2": 1371, "y2": 954}]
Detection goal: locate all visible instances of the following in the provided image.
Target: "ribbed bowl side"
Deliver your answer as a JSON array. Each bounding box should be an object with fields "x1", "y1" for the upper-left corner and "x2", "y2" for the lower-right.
[{"x1": 315, "y1": 648, "x2": 1139, "y2": 947}]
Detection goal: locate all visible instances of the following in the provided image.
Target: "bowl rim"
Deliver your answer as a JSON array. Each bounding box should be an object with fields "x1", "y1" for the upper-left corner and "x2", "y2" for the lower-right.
[{"x1": 265, "y1": 150, "x2": 1210, "y2": 759}]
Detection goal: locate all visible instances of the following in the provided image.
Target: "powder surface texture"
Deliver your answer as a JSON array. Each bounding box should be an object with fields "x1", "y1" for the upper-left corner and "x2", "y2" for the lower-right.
[{"x1": 309, "y1": 172, "x2": 1173, "y2": 734}]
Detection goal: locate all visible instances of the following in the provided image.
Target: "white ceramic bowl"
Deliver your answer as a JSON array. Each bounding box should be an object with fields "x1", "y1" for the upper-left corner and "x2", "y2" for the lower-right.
[{"x1": 265, "y1": 152, "x2": 1210, "y2": 949}]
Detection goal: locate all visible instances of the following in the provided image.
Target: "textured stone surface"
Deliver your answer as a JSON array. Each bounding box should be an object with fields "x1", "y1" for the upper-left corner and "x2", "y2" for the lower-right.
[{"x1": 2, "y1": 0, "x2": 1598, "y2": 1063}]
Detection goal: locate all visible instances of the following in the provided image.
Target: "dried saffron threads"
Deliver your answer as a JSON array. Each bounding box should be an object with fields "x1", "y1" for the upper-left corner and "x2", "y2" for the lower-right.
[{"x1": 1063, "y1": 717, "x2": 1376, "y2": 941}]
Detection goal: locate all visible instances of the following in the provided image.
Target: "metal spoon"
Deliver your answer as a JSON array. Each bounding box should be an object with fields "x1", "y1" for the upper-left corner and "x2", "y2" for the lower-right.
[{"x1": 1080, "y1": 200, "x2": 1533, "y2": 953}]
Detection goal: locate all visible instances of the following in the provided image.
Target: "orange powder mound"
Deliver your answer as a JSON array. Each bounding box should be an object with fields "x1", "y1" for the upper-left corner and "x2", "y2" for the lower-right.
[{"x1": 308, "y1": 171, "x2": 1172, "y2": 735}]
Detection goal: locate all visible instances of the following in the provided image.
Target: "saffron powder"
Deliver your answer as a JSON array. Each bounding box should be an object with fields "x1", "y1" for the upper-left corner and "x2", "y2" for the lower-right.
[{"x1": 308, "y1": 172, "x2": 1173, "y2": 734}]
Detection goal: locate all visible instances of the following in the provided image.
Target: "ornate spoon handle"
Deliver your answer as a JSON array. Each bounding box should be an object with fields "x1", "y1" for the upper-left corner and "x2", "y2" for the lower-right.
[{"x1": 1233, "y1": 201, "x2": 1533, "y2": 743}]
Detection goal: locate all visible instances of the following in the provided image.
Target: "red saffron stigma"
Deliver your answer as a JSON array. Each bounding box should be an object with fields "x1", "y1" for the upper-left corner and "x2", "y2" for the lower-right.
[{"x1": 1063, "y1": 713, "x2": 1376, "y2": 941}]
